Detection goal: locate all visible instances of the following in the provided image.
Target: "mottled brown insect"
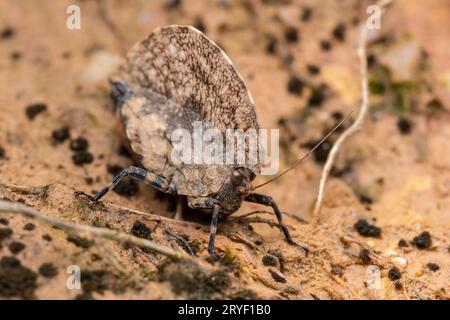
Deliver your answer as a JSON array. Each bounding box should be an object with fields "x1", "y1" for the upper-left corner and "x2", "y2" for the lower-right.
[{"x1": 77, "y1": 26, "x2": 308, "y2": 256}]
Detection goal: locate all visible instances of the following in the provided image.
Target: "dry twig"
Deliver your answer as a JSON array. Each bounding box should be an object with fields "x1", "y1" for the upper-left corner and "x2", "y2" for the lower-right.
[
  {"x1": 311, "y1": 0, "x2": 392, "y2": 225},
  {"x1": 0, "y1": 199, "x2": 188, "y2": 260}
]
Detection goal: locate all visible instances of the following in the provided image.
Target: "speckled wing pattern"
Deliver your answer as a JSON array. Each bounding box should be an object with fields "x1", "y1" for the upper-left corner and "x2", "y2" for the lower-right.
[{"x1": 118, "y1": 25, "x2": 260, "y2": 197}]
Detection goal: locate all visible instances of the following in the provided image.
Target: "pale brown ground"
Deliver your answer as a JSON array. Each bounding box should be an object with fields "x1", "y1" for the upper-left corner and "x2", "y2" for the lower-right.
[{"x1": 0, "y1": 0, "x2": 449, "y2": 299}]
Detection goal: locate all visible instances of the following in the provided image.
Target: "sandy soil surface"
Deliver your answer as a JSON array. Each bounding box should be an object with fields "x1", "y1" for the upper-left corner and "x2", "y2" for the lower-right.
[{"x1": 0, "y1": 0, "x2": 449, "y2": 299}]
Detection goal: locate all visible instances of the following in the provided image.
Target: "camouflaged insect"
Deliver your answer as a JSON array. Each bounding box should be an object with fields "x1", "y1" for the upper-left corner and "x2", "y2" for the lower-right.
[{"x1": 78, "y1": 26, "x2": 308, "y2": 256}]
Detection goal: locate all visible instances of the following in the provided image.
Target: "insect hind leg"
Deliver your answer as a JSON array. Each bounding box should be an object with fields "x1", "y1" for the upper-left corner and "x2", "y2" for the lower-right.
[
  {"x1": 245, "y1": 193, "x2": 309, "y2": 255},
  {"x1": 75, "y1": 166, "x2": 176, "y2": 202}
]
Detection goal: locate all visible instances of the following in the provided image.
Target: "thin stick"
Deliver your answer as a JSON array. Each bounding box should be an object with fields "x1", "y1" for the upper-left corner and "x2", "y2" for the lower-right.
[
  {"x1": 0, "y1": 199, "x2": 188, "y2": 260},
  {"x1": 311, "y1": 0, "x2": 392, "y2": 226}
]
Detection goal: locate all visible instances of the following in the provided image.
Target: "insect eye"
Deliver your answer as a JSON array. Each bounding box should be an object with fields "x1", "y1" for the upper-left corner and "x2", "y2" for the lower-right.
[{"x1": 231, "y1": 170, "x2": 244, "y2": 186}]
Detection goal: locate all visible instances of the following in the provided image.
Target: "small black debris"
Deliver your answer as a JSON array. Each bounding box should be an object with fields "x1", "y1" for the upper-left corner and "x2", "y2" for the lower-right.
[
  {"x1": 357, "y1": 193, "x2": 374, "y2": 205},
  {"x1": 394, "y1": 281, "x2": 403, "y2": 290},
  {"x1": 308, "y1": 84, "x2": 328, "y2": 107},
  {"x1": 10, "y1": 51, "x2": 21, "y2": 60},
  {"x1": 25, "y1": 103, "x2": 47, "y2": 120},
  {"x1": 23, "y1": 223, "x2": 35, "y2": 231},
  {"x1": 38, "y1": 263, "x2": 58, "y2": 278},
  {"x1": 67, "y1": 235, "x2": 93, "y2": 249},
  {"x1": 52, "y1": 127, "x2": 70, "y2": 143},
  {"x1": 0, "y1": 227, "x2": 13, "y2": 241},
  {"x1": 165, "y1": 0, "x2": 182, "y2": 10},
  {"x1": 84, "y1": 177, "x2": 94, "y2": 185},
  {"x1": 72, "y1": 151, "x2": 94, "y2": 166},
  {"x1": 0, "y1": 256, "x2": 38, "y2": 299},
  {"x1": 287, "y1": 75, "x2": 304, "y2": 95},
  {"x1": 359, "y1": 248, "x2": 371, "y2": 264},
  {"x1": 131, "y1": 221, "x2": 152, "y2": 240},
  {"x1": 412, "y1": 231, "x2": 432, "y2": 249},
  {"x1": 388, "y1": 267, "x2": 401, "y2": 281},
  {"x1": 354, "y1": 219, "x2": 381, "y2": 238},
  {"x1": 0, "y1": 146, "x2": 5, "y2": 159},
  {"x1": 118, "y1": 145, "x2": 132, "y2": 158},
  {"x1": 0, "y1": 218, "x2": 8, "y2": 225},
  {"x1": 398, "y1": 239, "x2": 408, "y2": 247},
  {"x1": 284, "y1": 27, "x2": 299, "y2": 43},
  {"x1": 107, "y1": 164, "x2": 123, "y2": 176},
  {"x1": 193, "y1": 18, "x2": 206, "y2": 33},
  {"x1": 300, "y1": 7, "x2": 313, "y2": 22},
  {"x1": 8, "y1": 241, "x2": 25, "y2": 254},
  {"x1": 307, "y1": 64, "x2": 320, "y2": 75},
  {"x1": 42, "y1": 234, "x2": 52, "y2": 242},
  {"x1": 331, "y1": 111, "x2": 343, "y2": 121},
  {"x1": 1, "y1": 27, "x2": 14, "y2": 39},
  {"x1": 426, "y1": 263, "x2": 440, "y2": 272},
  {"x1": 0, "y1": 256, "x2": 21, "y2": 268},
  {"x1": 113, "y1": 179, "x2": 138, "y2": 197},
  {"x1": 266, "y1": 37, "x2": 278, "y2": 55},
  {"x1": 70, "y1": 137, "x2": 89, "y2": 151},
  {"x1": 397, "y1": 117, "x2": 413, "y2": 135},
  {"x1": 332, "y1": 23, "x2": 346, "y2": 42},
  {"x1": 320, "y1": 40, "x2": 332, "y2": 51},
  {"x1": 269, "y1": 268, "x2": 287, "y2": 283},
  {"x1": 262, "y1": 254, "x2": 279, "y2": 267},
  {"x1": 367, "y1": 54, "x2": 377, "y2": 68}
]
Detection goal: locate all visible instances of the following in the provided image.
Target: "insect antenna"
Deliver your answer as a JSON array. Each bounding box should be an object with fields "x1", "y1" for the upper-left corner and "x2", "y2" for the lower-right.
[{"x1": 253, "y1": 111, "x2": 353, "y2": 190}]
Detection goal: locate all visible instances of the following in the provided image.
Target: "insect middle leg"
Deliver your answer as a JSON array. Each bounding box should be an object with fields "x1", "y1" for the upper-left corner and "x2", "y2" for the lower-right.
[
  {"x1": 245, "y1": 193, "x2": 309, "y2": 255},
  {"x1": 75, "y1": 166, "x2": 176, "y2": 201},
  {"x1": 188, "y1": 197, "x2": 221, "y2": 256}
]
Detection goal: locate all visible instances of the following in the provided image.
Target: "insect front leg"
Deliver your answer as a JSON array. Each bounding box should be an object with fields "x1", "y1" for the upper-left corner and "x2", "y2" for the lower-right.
[
  {"x1": 245, "y1": 193, "x2": 309, "y2": 255},
  {"x1": 188, "y1": 197, "x2": 221, "y2": 257},
  {"x1": 75, "y1": 166, "x2": 176, "y2": 201}
]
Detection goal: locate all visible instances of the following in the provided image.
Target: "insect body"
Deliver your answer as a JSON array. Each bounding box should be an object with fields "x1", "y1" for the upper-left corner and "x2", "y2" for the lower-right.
[{"x1": 78, "y1": 26, "x2": 308, "y2": 256}]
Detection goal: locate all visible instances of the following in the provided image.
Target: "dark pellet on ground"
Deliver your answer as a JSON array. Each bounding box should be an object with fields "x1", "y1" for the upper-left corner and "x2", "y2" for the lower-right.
[
  {"x1": 0, "y1": 218, "x2": 8, "y2": 225},
  {"x1": 10, "y1": 51, "x2": 21, "y2": 60},
  {"x1": 287, "y1": 75, "x2": 304, "y2": 95},
  {"x1": 394, "y1": 281, "x2": 403, "y2": 290},
  {"x1": 388, "y1": 267, "x2": 401, "y2": 281},
  {"x1": 25, "y1": 103, "x2": 47, "y2": 120},
  {"x1": 367, "y1": 54, "x2": 377, "y2": 68},
  {"x1": 332, "y1": 111, "x2": 343, "y2": 121},
  {"x1": 84, "y1": 177, "x2": 94, "y2": 185},
  {"x1": 300, "y1": 7, "x2": 313, "y2": 22},
  {"x1": 426, "y1": 263, "x2": 440, "y2": 272},
  {"x1": 23, "y1": 223, "x2": 35, "y2": 231},
  {"x1": 412, "y1": 231, "x2": 432, "y2": 249},
  {"x1": 398, "y1": 239, "x2": 408, "y2": 247},
  {"x1": 118, "y1": 145, "x2": 132, "y2": 158},
  {"x1": 312, "y1": 141, "x2": 331, "y2": 163},
  {"x1": 9, "y1": 241, "x2": 25, "y2": 254},
  {"x1": 1, "y1": 27, "x2": 14, "y2": 39},
  {"x1": 113, "y1": 179, "x2": 138, "y2": 197},
  {"x1": 359, "y1": 248, "x2": 371, "y2": 264},
  {"x1": 354, "y1": 219, "x2": 381, "y2": 238},
  {"x1": 397, "y1": 117, "x2": 413, "y2": 135},
  {"x1": 320, "y1": 40, "x2": 332, "y2": 51},
  {"x1": 269, "y1": 269, "x2": 286, "y2": 283},
  {"x1": 67, "y1": 235, "x2": 93, "y2": 249},
  {"x1": 38, "y1": 262, "x2": 58, "y2": 278},
  {"x1": 72, "y1": 151, "x2": 94, "y2": 166},
  {"x1": 193, "y1": 18, "x2": 206, "y2": 33},
  {"x1": 131, "y1": 221, "x2": 152, "y2": 240},
  {"x1": 358, "y1": 193, "x2": 374, "y2": 205},
  {"x1": 0, "y1": 256, "x2": 38, "y2": 299},
  {"x1": 262, "y1": 254, "x2": 279, "y2": 267},
  {"x1": 70, "y1": 137, "x2": 89, "y2": 151},
  {"x1": 107, "y1": 164, "x2": 123, "y2": 176},
  {"x1": 308, "y1": 85, "x2": 328, "y2": 107},
  {"x1": 0, "y1": 146, "x2": 5, "y2": 159},
  {"x1": 266, "y1": 37, "x2": 277, "y2": 55},
  {"x1": 42, "y1": 234, "x2": 52, "y2": 241},
  {"x1": 284, "y1": 27, "x2": 299, "y2": 43},
  {"x1": 332, "y1": 23, "x2": 346, "y2": 42},
  {"x1": 0, "y1": 227, "x2": 13, "y2": 241},
  {"x1": 165, "y1": 0, "x2": 182, "y2": 10},
  {"x1": 52, "y1": 127, "x2": 70, "y2": 143},
  {"x1": 307, "y1": 64, "x2": 320, "y2": 75}
]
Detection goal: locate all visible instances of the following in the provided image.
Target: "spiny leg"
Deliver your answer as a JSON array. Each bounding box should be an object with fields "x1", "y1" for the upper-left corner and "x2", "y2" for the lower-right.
[
  {"x1": 75, "y1": 166, "x2": 176, "y2": 201},
  {"x1": 188, "y1": 197, "x2": 220, "y2": 256},
  {"x1": 245, "y1": 193, "x2": 309, "y2": 255},
  {"x1": 208, "y1": 204, "x2": 221, "y2": 256}
]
